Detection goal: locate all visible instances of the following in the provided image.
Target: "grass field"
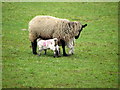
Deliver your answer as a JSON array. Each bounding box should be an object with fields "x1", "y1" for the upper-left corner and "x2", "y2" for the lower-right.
[{"x1": 2, "y1": 2, "x2": 118, "y2": 88}]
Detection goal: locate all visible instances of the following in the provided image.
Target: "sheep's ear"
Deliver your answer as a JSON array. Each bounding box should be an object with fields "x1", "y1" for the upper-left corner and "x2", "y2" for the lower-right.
[
  {"x1": 82, "y1": 24, "x2": 87, "y2": 28},
  {"x1": 68, "y1": 22, "x2": 74, "y2": 28}
]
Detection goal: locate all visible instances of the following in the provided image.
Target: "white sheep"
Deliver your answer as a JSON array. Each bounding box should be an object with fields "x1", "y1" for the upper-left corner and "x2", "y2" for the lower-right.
[
  {"x1": 37, "y1": 38, "x2": 60, "y2": 57},
  {"x1": 28, "y1": 16, "x2": 87, "y2": 56}
]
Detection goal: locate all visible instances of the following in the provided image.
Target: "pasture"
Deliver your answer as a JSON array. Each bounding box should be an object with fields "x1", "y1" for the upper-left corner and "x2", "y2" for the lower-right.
[{"x1": 2, "y1": 2, "x2": 118, "y2": 88}]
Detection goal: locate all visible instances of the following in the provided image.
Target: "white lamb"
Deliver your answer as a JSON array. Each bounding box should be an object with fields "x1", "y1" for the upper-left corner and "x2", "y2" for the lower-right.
[{"x1": 37, "y1": 38, "x2": 60, "y2": 57}]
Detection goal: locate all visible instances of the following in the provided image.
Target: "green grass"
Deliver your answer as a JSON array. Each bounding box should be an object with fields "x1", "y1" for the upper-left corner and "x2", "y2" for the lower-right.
[{"x1": 2, "y1": 2, "x2": 118, "y2": 88}]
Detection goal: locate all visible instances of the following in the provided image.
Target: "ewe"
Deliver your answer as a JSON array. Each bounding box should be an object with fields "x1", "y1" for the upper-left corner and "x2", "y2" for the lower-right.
[{"x1": 29, "y1": 16, "x2": 87, "y2": 56}]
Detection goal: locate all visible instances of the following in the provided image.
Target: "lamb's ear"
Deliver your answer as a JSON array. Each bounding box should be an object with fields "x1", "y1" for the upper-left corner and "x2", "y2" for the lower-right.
[
  {"x1": 82, "y1": 24, "x2": 87, "y2": 28},
  {"x1": 37, "y1": 39, "x2": 39, "y2": 42},
  {"x1": 37, "y1": 38, "x2": 41, "y2": 42},
  {"x1": 54, "y1": 38, "x2": 58, "y2": 42}
]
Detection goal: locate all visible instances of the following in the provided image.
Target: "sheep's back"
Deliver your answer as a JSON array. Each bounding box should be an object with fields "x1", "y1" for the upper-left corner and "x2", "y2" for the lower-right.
[
  {"x1": 29, "y1": 16, "x2": 76, "y2": 44},
  {"x1": 29, "y1": 16, "x2": 60, "y2": 39}
]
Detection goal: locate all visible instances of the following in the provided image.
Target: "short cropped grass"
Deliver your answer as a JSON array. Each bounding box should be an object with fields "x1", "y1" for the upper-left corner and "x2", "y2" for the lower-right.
[{"x1": 2, "y1": 2, "x2": 118, "y2": 88}]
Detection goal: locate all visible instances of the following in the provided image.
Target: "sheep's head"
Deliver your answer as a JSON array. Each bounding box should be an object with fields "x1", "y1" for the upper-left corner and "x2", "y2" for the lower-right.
[
  {"x1": 68, "y1": 21, "x2": 82, "y2": 36},
  {"x1": 73, "y1": 21, "x2": 82, "y2": 37},
  {"x1": 67, "y1": 21, "x2": 87, "y2": 40},
  {"x1": 75, "y1": 23, "x2": 87, "y2": 39}
]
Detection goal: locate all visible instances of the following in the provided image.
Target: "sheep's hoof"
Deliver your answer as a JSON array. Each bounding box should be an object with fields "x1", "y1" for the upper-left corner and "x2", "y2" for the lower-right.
[
  {"x1": 44, "y1": 53, "x2": 46, "y2": 55},
  {"x1": 63, "y1": 54, "x2": 69, "y2": 56},
  {"x1": 37, "y1": 54, "x2": 41, "y2": 56},
  {"x1": 53, "y1": 55, "x2": 60, "y2": 58},
  {"x1": 33, "y1": 52, "x2": 37, "y2": 55},
  {"x1": 58, "y1": 55, "x2": 61, "y2": 57},
  {"x1": 69, "y1": 53, "x2": 74, "y2": 55}
]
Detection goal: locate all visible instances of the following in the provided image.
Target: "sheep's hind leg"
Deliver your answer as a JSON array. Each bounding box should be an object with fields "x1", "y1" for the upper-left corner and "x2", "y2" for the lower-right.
[
  {"x1": 61, "y1": 40, "x2": 68, "y2": 56},
  {"x1": 31, "y1": 40, "x2": 37, "y2": 55}
]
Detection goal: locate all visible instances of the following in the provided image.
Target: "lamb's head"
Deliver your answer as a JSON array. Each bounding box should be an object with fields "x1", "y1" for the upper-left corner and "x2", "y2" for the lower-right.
[
  {"x1": 54, "y1": 38, "x2": 58, "y2": 46},
  {"x1": 37, "y1": 38, "x2": 42, "y2": 42}
]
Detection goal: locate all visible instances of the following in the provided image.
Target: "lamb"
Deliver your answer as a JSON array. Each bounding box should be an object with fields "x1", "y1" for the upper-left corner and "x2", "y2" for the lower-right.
[
  {"x1": 37, "y1": 38, "x2": 60, "y2": 57},
  {"x1": 28, "y1": 16, "x2": 87, "y2": 56}
]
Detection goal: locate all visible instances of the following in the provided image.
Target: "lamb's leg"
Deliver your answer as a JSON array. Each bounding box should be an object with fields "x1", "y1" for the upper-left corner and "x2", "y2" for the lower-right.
[
  {"x1": 61, "y1": 40, "x2": 68, "y2": 56},
  {"x1": 31, "y1": 40, "x2": 37, "y2": 55},
  {"x1": 55, "y1": 46, "x2": 61, "y2": 57},
  {"x1": 53, "y1": 51, "x2": 57, "y2": 58},
  {"x1": 44, "y1": 49, "x2": 47, "y2": 55},
  {"x1": 58, "y1": 48, "x2": 61, "y2": 57},
  {"x1": 38, "y1": 52, "x2": 41, "y2": 56},
  {"x1": 38, "y1": 49, "x2": 42, "y2": 56},
  {"x1": 53, "y1": 49, "x2": 59, "y2": 58}
]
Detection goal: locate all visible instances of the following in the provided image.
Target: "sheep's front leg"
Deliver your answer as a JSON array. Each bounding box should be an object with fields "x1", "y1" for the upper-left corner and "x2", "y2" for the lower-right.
[
  {"x1": 31, "y1": 40, "x2": 37, "y2": 55},
  {"x1": 67, "y1": 43, "x2": 74, "y2": 55},
  {"x1": 69, "y1": 47, "x2": 74, "y2": 55},
  {"x1": 60, "y1": 40, "x2": 68, "y2": 56},
  {"x1": 67, "y1": 38, "x2": 74, "y2": 55}
]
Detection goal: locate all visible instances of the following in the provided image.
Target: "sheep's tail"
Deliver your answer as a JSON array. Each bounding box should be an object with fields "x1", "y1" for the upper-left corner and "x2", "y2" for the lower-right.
[
  {"x1": 21, "y1": 28, "x2": 27, "y2": 31},
  {"x1": 21, "y1": 25, "x2": 30, "y2": 31}
]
